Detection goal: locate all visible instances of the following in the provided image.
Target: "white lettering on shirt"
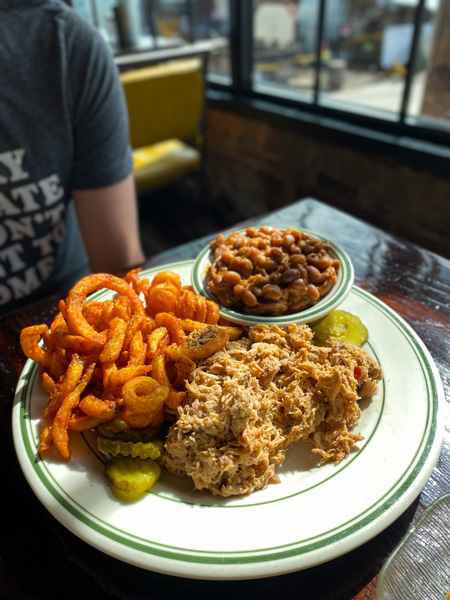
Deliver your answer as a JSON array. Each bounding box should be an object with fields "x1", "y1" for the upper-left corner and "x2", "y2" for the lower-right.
[
  {"x1": 0, "y1": 243, "x2": 26, "y2": 273},
  {"x1": 11, "y1": 183, "x2": 41, "y2": 211},
  {"x1": 0, "y1": 191, "x2": 21, "y2": 216},
  {"x1": 0, "y1": 149, "x2": 29, "y2": 184},
  {"x1": 38, "y1": 173, "x2": 64, "y2": 206}
]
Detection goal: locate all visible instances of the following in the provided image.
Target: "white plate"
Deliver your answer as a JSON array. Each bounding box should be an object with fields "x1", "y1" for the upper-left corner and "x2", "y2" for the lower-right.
[
  {"x1": 12, "y1": 260, "x2": 445, "y2": 581},
  {"x1": 191, "y1": 228, "x2": 354, "y2": 325}
]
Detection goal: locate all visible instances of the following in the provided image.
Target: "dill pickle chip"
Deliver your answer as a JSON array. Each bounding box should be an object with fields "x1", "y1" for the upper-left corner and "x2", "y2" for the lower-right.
[
  {"x1": 311, "y1": 310, "x2": 369, "y2": 347},
  {"x1": 98, "y1": 418, "x2": 160, "y2": 443},
  {"x1": 104, "y1": 456, "x2": 161, "y2": 495},
  {"x1": 97, "y1": 436, "x2": 164, "y2": 460}
]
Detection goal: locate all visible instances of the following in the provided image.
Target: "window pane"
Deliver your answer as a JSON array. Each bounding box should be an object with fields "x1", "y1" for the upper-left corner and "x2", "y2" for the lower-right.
[
  {"x1": 319, "y1": 0, "x2": 423, "y2": 116},
  {"x1": 155, "y1": 0, "x2": 231, "y2": 79},
  {"x1": 253, "y1": 0, "x2": 318, "y2": 100},
  {"x1": 408, "y1": 0, "x2": 450, "y2": 130}
]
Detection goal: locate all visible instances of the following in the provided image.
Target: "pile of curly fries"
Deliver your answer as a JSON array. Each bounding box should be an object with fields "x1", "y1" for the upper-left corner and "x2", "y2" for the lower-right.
[{"x1": 20, "y1": 269, "x2": 241, "y2": 460}]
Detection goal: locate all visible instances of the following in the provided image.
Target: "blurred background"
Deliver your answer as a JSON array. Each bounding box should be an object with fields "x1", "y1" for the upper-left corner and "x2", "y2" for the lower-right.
[{"x1": 69, "y1": 0, "x2": 450, "y2": 259}]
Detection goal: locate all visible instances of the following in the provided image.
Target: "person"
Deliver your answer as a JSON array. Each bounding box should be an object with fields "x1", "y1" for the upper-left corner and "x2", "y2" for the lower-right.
[{"x1": 0, "y1": 0, "x2": 145, "y2": 315}]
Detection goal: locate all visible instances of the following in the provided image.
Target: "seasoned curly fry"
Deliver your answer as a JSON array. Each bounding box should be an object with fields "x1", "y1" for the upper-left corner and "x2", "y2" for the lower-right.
[
  {"x1": 39, "y1": 354, "x2": 85, "y2": 452},
  {"x1": 99, "y1": 317, "x2": 127, "y2": 363},
  {"x1": 154, "y1": 313, "x2": 186, "y2": 346},
  {"x1": 146, "y1": 327, "x2": 170, "y2": 364},
  {"x1": 122, "y1": 376, "x2": 168, "y2": 428},
  {"x1": 166, "y1": 325, "x2": 229, "y2": 362},
  {"x1": 20, "y1": 269, "x2": 227, "y2": 461},
  {"x1": 66, "y1": 273, "x2": 145, "y2": 343},
  {"x1": 173, "y1": 356, "x2": 196, "y2": 390},
  {"x1": 151, "y1": 354, "x2": 186, "y2": 410},
  {"x1": 52, "y1": 363, "x2": 95, "y2": 460},
  {"x1": 79, "y1": 394, "x2": 118, "y2": 422},
  {"x1": 128, "y1": 331, "x2": 147, "y2": 366}
]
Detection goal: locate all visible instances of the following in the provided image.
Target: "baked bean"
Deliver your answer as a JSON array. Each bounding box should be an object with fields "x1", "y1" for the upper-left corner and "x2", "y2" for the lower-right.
[
  {"x1": 305, "y1": 265, "x2": 322, "y2": 282},
  {"x1": 261, "y1": 284, "x2": 283, "y2": 300},
  {"x1": 255, "y1": 254, "x2": 277, "y2": 271},
  {"x1": 307, "y1": 253, "x2": 332, "y2": 270},
  {"x1": 230, "y1": 256, "x2": 253, "y2": 277},
  {"x1": 288, "y1": 244, "x2": 301, "y2": 255},
  {"x1": 246, "y1": 227, "x2": 258, "y2": 238},
  {"x1": 270, "y1": 247, "x2": 285, "y2": 262},
  {"x1": 289, "y1": 253, "x2": 306, "y2": 266},
  {"x1": 260, "y1": 225, "x2": 275, "y2": 235},
  {"x1": 208, "y1": 226, "x2": 340, "y2": 316},
  {"x1": 242, "y1": 290, "x2": 257, "y2": 307},
  {"x1": 288, "y1": 279, "x2": 307, "y2": 300},
  {"x1": 222, "y1": 270, "x2": 241, "y2": 285},
  {"x1": 300, "y1": 240, "x2": 315, "y2": 254},
  {"x1": 279, "y1": 268, "x2": 300, "y2": 284},
  {"x1": 270, "y1": 232, "x2": 284, "y2": 246},
  {"x1": 221, "y1": 250, "x2": 234, "y2": 265},
  {"x1": 306, "y1": 284, "x2": 321, "y2": 301},
  {"x1": 282, "y1": 233, "x2": 296, "y2": 248}
]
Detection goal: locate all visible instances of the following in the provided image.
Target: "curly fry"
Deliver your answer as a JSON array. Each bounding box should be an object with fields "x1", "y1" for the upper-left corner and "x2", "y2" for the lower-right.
[
  {"x1": 151, "y1": 355, "x2": 186, "y2": 410},
  {"x1": 124, "y1": 267, "x2": 143, "y2": 294},
  {"x1": 99, "y1": 317, "x2": 127, "y2": 363},
  {"x1": 154, "y1": 313, "x2": 186, "y2": 346},
  {"x1": 165, "y1": 325, "x2": 228, "y2": 362},
  {"x1": 68, "y1": 413, "x2": 103, "y2": 432},
  {"x1": 66, "y1": 273, "x2": 145, "y2": 344},
  {"x1": 105, "y1": 364, "x2": 151, "y2": 390},
  {"x1": 39, "y1": 354, "x2": 85, "y2": 452},
  {"x1": 122, "y1": 313, "x2": 154, "y2": 351},
  {"x1": 146, "y1": 327, "x2": 170, "y2": 364},
  {"x1": 79, "y1": 394, "x2": 118, "y2": 421},
  {"x1": 52, "y1": 362, "x2": 95, "y2": 459},
  {"x1": 146, "y1": 283, "x2": 180, "y2": 316},
  {"x1": 205, "y1": 300, "x2": 220, "y2": 324},
  {"x1": 39, "y1": 369, "x2": 57, "y2": 394},
  {"x1": 20, "y1": 324, "x2": 53, "y2": 367},
  {"x1": 128, "y1": 330, "x2": 147, "y2": 366},
  {"x1": 151, "y1": 271, "x2": 182, "y2": 290},
  {"x1": 172, "y1": 356, "x2": 196, "y2": 390},
  {"x1": 177, "y1": 289, "x2": 197, "y2": 319},
  {"x1": 122, "y1": 376, "x2": 168, "y2": 428},
  {"x1": 50, "y1": 313, "x2": 103, "y2": 355}
]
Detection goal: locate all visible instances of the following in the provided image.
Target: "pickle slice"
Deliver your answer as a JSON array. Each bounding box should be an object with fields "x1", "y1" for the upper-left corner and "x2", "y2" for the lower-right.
[
  {"x1": 97, "y1": 436, "x2": 164, "y2": 460},
  {"x1": 104, "y1": 456, "x2": 161, "y2": 496},
  {"x1": 98, "y1": 418, "x2": 160, "y2": 443},
  {"x1": 311, "y1": 310, "x2": 368, "y2": 347}
]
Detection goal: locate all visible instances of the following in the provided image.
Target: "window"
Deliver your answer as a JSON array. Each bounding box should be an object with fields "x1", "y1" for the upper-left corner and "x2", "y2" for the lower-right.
[
  {"x1": 251, "y1": 0, "x2": 448, "y2": 130},
  {"x1": 246, "y1": 0, "x2": 450, "y2": 148},
  {"x1": 73, "y1": 1, "x2": 450, "y2": 151},
  {"x1": 72, "y1": 1, "x2": 231, "y2": 79}
]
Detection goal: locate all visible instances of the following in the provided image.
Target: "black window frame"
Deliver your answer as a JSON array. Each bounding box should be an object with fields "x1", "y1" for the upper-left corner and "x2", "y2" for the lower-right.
[{"x1": 206, "y1": 0, "x2": 450, "y2": 178}]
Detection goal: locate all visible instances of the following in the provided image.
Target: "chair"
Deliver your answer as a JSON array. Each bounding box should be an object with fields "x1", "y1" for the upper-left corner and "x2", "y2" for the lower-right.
[{"x1": 119, "y1": 54, "x2": 207, "y2": 193}]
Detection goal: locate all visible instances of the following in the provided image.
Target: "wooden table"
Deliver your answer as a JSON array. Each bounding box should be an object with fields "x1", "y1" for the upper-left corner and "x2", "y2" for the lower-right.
[{"x1": 1, "y1": 198, "x2": 448, "y2": 599}]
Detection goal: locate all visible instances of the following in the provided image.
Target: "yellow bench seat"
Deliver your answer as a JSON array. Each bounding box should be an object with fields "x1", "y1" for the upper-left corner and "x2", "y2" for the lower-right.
[{"x1": 132, "y1": 139, "x2": 201, "y2": 192}]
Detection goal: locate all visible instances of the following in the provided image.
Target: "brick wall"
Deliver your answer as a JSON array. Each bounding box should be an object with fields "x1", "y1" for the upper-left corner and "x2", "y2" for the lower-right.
[{"x1": 204, "y1": 107, "x2": 450, "y2": 258}]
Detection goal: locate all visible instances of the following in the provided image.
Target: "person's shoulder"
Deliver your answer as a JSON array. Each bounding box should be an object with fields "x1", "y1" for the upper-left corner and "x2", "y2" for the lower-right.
[{"x1": 55, "y1": 2, "x2": 107, "y2": 47}]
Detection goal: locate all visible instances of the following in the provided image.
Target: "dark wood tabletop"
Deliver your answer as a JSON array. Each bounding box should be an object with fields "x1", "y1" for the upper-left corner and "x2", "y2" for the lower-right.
[{"x1": 1, "y1": 198, "x2": 449, "y2": 600}]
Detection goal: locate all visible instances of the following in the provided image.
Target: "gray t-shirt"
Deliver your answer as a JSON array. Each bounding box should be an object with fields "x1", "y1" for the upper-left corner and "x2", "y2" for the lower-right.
[{"x1": 0, "y1": 0, "x2": 133, "y2": 314}]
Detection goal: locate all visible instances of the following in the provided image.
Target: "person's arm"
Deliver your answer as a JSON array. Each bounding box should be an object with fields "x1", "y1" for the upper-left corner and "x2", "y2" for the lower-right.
[{"x1": 72, "y1": 173, "x2": 145, "y2": 274}]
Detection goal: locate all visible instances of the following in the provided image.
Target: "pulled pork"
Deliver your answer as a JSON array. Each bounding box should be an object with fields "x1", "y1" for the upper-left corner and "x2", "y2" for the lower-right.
[{"x1": 163, "y1": 323, "x2": 383, "y2": 497}]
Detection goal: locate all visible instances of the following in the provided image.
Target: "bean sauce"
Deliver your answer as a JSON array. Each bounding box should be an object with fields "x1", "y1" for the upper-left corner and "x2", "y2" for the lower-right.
[{"x1": 207, "y1": 226, "x2": 340, "y2": 316}]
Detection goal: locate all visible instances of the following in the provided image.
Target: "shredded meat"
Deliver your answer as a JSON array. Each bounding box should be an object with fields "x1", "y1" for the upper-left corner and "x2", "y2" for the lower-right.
[{"x1": 163, "y1": 323, "x2": 383, "y2": 497}]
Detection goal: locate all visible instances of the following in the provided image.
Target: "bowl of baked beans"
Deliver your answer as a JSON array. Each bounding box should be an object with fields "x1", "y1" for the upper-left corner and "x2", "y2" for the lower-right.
[{"x1": 191, "y1": 225, "x2": 354, "y2": 326}]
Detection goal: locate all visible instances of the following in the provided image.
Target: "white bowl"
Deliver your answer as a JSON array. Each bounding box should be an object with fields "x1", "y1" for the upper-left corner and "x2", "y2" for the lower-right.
[{"x1": 191, "y1": 228, "x2": 355, "y2": 326}]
